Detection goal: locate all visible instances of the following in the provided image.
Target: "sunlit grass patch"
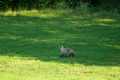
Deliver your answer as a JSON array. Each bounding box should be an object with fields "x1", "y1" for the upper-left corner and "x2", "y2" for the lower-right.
[
  {"x1": 95, "y1": 19, "x2": 116, "y2": 22},
  {"x1": 0, "y1": 34, "x2": 23, "y2": 40},
  {"x1": 0, "y1": 8, "x2": 73, "y2": 18},
  {"x1": 102, "y1": 44, "x2": 120, "y2": 49}
]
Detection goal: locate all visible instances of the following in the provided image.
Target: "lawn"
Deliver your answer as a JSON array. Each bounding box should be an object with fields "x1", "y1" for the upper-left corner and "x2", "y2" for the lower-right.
[{"x1": 0, "y1": 9, "x2": 120, "y2": 80}]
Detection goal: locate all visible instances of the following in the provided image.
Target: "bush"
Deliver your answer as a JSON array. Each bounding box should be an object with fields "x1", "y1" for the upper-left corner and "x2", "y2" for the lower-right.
[{"x1": 0, "y1": 0, "x2": 120, "y2": 13}]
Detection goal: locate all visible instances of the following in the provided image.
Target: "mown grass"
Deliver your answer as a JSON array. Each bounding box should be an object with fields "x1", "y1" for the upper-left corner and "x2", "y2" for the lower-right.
[{"x1": 0, "y1": 8, "x2": 120, "y2": 80}]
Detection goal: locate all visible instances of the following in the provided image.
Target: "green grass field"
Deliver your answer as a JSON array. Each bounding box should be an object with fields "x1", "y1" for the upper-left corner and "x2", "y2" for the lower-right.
[{"x1": 0, "y1": 9, "x2": 120, "y2": 80}]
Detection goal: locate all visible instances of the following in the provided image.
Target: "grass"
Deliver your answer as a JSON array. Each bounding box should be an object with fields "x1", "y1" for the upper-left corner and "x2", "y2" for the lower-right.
[{"x1": 0, "y1": 8, "x2": 120, "y2": 80}]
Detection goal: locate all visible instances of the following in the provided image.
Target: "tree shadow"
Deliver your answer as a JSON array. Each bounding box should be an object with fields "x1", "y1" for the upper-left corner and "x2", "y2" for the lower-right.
[{"x1": 0, "y1": 14, "x2": 120, "y2": 66}]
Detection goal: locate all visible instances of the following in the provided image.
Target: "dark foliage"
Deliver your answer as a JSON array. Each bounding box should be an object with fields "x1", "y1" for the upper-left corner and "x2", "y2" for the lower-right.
[{"x1": 0, "y1": 0, "x2": 120, "y2": 12}]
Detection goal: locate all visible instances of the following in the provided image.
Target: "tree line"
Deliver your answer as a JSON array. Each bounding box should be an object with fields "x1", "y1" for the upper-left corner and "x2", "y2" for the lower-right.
[{"x1": 0, "y1": 0, "x2": 120, "y2": 12}]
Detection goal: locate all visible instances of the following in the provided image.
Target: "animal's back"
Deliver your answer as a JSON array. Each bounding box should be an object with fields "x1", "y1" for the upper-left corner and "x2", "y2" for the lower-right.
[{"x1": 65, "y1": 48, "x2": 74, "y2": 54}]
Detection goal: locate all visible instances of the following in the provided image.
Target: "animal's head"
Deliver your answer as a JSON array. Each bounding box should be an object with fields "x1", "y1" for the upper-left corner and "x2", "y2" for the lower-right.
[{"x1": 59, "y1": 46, "x2": 66, "y2": 51}]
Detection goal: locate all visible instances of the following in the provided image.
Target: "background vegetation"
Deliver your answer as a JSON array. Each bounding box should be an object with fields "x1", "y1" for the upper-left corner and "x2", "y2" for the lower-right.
[{"x1": 0, "y1": 0, "x2": 120, "y2": 12}]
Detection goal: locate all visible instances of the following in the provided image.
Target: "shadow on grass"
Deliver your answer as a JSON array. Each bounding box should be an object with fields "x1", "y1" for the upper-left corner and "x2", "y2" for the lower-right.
[{"x1": 0, "y1": 14, "x2": 120, "y2": 66}]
